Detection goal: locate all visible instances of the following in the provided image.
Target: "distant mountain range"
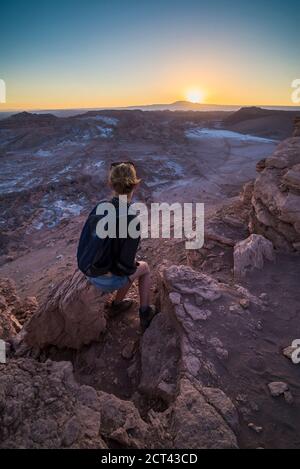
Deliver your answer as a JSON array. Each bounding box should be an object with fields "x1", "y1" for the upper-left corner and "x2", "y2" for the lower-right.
[
  {"x1": 124, "y1": 100, "x2": 240, "y2": 112},
  {"x1": 1, "y1": 101, "x2": 300, "y2": 119},
  {"x1": 1, "y1": 105, "x2": 299, "y2": 142},
  {"x1": 125, "y1": 101, "x2": 300, "y2": 112}
]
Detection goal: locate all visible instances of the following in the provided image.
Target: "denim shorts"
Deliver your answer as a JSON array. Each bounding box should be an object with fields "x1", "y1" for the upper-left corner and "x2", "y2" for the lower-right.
[{"x1": 89, "y1": 273, "x2": 130, "y2": 293}]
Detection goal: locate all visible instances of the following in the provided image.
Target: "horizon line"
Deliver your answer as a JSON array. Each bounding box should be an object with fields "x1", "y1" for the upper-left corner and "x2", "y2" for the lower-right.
[{"x1": 1, "y1": 100, "x2": 300, "y2": 114}]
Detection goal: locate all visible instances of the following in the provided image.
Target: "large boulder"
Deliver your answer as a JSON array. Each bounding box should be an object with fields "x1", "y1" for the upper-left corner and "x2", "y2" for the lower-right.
[
  {"x1": 24, "y1": 270, "x2": 110, "y2": 350},
  {"x1": 250, "y1": 132, "x2": 300, "y2": 250},
  {"x1": 233, "y1": 234, "x2": 275, "y2": 277}
]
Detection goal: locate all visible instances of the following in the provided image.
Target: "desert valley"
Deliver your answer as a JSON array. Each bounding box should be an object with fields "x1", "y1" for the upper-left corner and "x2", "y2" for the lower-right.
[{"x1": 0, "y1": 105, "x2": 300, "y2": 449}]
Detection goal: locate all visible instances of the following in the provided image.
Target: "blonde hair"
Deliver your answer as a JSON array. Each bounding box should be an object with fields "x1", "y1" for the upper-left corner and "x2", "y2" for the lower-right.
[{"x1": 109, "y1": 162, "x2": 141, "y2": 195}]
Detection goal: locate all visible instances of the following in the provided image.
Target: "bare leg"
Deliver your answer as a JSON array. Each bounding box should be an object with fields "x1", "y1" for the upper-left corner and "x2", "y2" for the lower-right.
[
  {"x1": 137, "y1": 264, "x2": 150, "y2": 308},
  {"x1": 127, "y1": 261, "x2": 151, "y2": 308},
  {"x1": 119, "y1": 261, "x2": 156, "y2": 331},
  {"x1": 114, "y1": 261, "x2": 151, "y2": 307}
]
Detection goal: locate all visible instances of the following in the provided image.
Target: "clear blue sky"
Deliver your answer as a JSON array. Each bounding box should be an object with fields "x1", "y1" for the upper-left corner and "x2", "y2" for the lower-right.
[{"x1": 0, "y1": 0, "x2": 299, "y2": 109}]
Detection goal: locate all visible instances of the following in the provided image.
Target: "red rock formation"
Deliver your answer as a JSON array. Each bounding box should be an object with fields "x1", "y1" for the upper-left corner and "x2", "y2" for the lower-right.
[
  {"x1": 250, "y1": 135, "x2": 300, "y2": 250},
  {"x1": 0, "y1": 358, "x2": 162, "y2": 449},
  {"x1": 139, "y1": 264, "x2": 242, "y2": 448},
  {"x1": 24, "y1": 271, "x2": 109, "y2": 350},
  {"x1": 234, "y1": 234, "x2": 275, "y2": 278}
]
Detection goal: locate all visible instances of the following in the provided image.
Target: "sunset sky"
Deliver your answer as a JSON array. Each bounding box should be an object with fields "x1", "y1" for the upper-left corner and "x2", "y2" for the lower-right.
[{"x1": 0, "y1": 0, "x2": 299, "y2": 110}]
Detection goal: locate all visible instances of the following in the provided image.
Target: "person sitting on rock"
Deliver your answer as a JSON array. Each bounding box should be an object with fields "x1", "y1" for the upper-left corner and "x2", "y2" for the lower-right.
[{"x1": 77, "y1": 161, "x2": 158, "y2": 332}]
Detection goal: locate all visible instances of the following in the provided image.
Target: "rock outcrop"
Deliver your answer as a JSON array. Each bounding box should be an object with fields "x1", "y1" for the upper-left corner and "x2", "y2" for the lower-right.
[
  {"x1": 96, "y1": 390, "x2": 164, "y2": 448},
  {"x1": 233, "y1": 234, "x2": 275, "y2": 277},
  {"x1": 23, "y1": 271, "x2": 110, "y2": 350},
  {"x1": 0, "y1": 355, "x2": 238, "y2": 449},
  {"x1": 1, "y1": 264, "x2": 241, "y2": 449},
  {"x1": 165, "y1": 379, "x2": 238, "y2": 449},
  {"x1": 250, "y1": 132, "x2": 300, "y2": 250},
  {"x1": 0, "y1": 359, "x2": 105, "y2": 448},
  {"x1": 0, "y1": 358, "x2": 164, "y2": 449},
  {"x1": 139, "y1": 264, "x2": 243, "y2": 448},
  {"x1": 139, "y1": 310, "x2": 180, "y2": 403}
]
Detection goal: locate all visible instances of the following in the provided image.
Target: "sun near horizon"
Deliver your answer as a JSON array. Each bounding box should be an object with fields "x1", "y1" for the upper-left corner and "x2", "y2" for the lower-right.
[
  {"x1": 0, "y1": 1, "x2": 299, "y2": 111},
  {"x1": 0, "y1": 86, "x2": 210, "y2": 112},
  {"x1": 185, "y1": 89, "x2": 205, "y2": 104}
]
